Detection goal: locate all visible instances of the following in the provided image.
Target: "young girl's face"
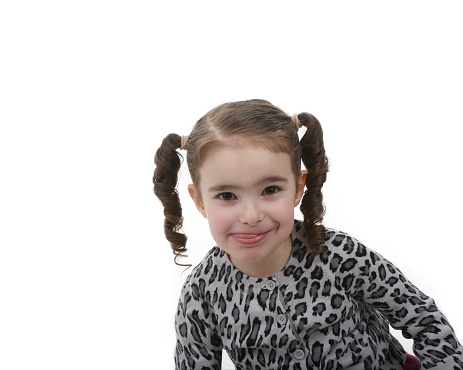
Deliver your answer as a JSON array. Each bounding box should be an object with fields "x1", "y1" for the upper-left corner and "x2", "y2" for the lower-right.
[{"x1": 188, "y1": 144, "x2": 306, "y2": 278}]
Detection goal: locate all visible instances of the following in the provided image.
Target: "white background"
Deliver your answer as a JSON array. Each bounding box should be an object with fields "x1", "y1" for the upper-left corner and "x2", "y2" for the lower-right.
[{"x1": 1, "y1": 1, "x2": 462, "y2": 369}]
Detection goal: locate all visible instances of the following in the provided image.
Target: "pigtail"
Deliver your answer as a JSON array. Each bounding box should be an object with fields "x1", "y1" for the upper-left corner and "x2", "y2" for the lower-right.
[
  {"x1": 298, "y1": 113, "x2": 329, "y2": 254},
  {"x1": 153, "y1": 133, "x2": 190, "y2": 266}
]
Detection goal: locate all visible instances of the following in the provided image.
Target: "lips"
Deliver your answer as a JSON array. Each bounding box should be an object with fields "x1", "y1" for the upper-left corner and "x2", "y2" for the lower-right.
[{"x1": 231, "y1": 230, "x2": 271, "y2": 245}]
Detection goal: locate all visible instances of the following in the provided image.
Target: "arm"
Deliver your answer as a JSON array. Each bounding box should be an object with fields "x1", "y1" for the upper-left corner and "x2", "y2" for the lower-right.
[
  {"x1": 175, "y1": 276, "x2": 223, "y2": 370},
  {"x1": 347, "y1": 236, "x2": 463, "y2": 369}
]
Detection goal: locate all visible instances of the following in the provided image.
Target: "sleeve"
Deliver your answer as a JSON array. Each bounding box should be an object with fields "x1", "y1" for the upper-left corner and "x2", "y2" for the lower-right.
[
  {"x1": 174, "y1": 275, "x2": 223, "y2": 370},
  {"x1": 348, "y1": 236, "x2": 463, "y2": 369}
]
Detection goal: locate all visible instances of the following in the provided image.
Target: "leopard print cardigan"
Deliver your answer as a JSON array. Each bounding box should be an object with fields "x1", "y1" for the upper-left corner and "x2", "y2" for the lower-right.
[{"x1": 175, "y1": 220, "x2": 463, "y2": 369}]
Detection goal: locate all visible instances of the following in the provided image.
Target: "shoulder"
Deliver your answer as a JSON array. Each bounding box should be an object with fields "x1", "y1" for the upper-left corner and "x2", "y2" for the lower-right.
[
  {"x1": 321, "y1": 227, "x2": 409, "y2": 293},
  {"x1": 179, "y1": 246, "x2": 233, "y2": 300},
  {"x1": 292, "y1": 221, "x2": 382, "y2": 275},
  {"x1": 292, "y1": 220, "x2": 370, "y2": 260},
  {"x1": 321, "y1": 228, "x2": 378, "y2": 276},
  {"x1": 189, "y1": 246, "x2": 225, "y2": 279},
  {"x1": 324, "y1": 228, "x2": 369, "y2": 257}
]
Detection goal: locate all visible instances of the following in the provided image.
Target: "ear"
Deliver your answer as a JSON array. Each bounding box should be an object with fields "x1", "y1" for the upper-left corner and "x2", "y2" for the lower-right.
[
  {"x1": 294, "y1": 170, "x2": 307, "y2": 206},
  {"x1": 188, "y1": 184, "x2": 207, "y2": 218}
]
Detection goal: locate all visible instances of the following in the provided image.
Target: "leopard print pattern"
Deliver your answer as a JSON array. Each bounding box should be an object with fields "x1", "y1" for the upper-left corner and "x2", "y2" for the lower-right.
[{"x1": 175, "y1": 221, "x2": 463, "y2": 369}]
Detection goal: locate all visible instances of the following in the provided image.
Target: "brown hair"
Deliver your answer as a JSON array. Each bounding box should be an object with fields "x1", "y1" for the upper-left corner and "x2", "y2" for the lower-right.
[{"x1": 153, "y1": 99, "x2": 329, "y2": 265}]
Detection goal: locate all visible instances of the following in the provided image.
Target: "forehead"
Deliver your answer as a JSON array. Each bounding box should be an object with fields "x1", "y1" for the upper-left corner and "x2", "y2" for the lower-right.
[{"x1": 198, "y1": 145, "x2": 295, "y2": 188}]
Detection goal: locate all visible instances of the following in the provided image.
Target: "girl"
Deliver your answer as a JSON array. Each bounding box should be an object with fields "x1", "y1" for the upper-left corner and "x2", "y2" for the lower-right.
[{"x1": 153, "y1": 99, "x2": 463, "y2": 369}]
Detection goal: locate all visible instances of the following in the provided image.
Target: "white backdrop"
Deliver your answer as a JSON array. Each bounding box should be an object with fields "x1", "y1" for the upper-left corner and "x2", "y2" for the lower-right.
[{"x1": 1, "y1": 1, "x2": 462, "y2": 369}]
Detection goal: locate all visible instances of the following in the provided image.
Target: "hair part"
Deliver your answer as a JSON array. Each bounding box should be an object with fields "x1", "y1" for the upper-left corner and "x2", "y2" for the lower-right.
[{"x1": 187, "y1": 100, "x2": 302, "y2": 187}]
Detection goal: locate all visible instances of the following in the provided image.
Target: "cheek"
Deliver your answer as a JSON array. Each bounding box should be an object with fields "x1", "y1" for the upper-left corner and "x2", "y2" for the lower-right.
[
  {"x1": 205, "y1": 208, "x2": 234, "y2": 236},
  {"x1": 279, "y1": 203, "x2": 297, "y2": 232},
  {"x1": 273, "y1": 198, "x2": 297, "y2": 218}
]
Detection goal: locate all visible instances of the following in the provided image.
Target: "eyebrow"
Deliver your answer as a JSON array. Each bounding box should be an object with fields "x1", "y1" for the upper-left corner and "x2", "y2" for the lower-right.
[{"x1": 207, "y1": 176, "x2": 288, "y2": 193}]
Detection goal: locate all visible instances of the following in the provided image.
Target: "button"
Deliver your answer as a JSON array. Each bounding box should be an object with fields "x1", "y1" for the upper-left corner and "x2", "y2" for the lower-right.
[
  {"x1": 294, "y1": 349, "x2": 305, "y2": 360},
  {"x1": 265, "y1": 280, "x2": 276, "y2": 290},
  {"x1": 277, "y1": 314, "x2": 287, "y2": 325}
]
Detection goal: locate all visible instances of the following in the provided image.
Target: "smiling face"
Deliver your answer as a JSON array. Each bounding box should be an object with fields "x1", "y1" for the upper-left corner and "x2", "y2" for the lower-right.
[{"x1": 188, "y1": 144, "x2": 306, "y2": 278}]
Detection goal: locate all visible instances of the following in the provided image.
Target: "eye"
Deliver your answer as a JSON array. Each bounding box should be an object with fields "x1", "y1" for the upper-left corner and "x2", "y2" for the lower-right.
[
  {"x1": 217, "y1": 192, "x2": 237, "y2": 201},
  {"x1": 262, "y1": 186, "x2": 280, "y2": 195}
]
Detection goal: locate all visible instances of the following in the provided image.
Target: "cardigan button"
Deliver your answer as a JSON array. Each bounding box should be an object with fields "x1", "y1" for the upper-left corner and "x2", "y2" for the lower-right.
[
  {"x1": 277, "y1": 314, "x2": 287, "y2": 325},
  {"x1": 265, "y1": 280, "x2": 276, "y2": 290},
  {"x1": 294, "y1": 349, "x2": 306, "y2": 360}
]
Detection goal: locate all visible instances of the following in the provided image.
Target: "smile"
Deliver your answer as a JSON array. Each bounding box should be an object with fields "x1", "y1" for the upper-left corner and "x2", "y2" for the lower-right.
[{"x1": 231, "y1": 230, "x2": 271, "y2": 245}]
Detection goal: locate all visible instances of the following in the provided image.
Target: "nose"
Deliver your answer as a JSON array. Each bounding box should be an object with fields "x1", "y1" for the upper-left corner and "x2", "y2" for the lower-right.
[{"x1": 239, "y1": 198, "x2": 264, "y2": 226}]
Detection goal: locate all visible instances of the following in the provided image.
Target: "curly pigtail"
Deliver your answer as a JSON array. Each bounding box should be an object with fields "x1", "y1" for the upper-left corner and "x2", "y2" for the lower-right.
[
  {"x1": 153, "y1": 133, "x2": 190, "y2": 266},
  {"x1": 298, "y1": 113, "x2": 329, "y2": 253}
]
